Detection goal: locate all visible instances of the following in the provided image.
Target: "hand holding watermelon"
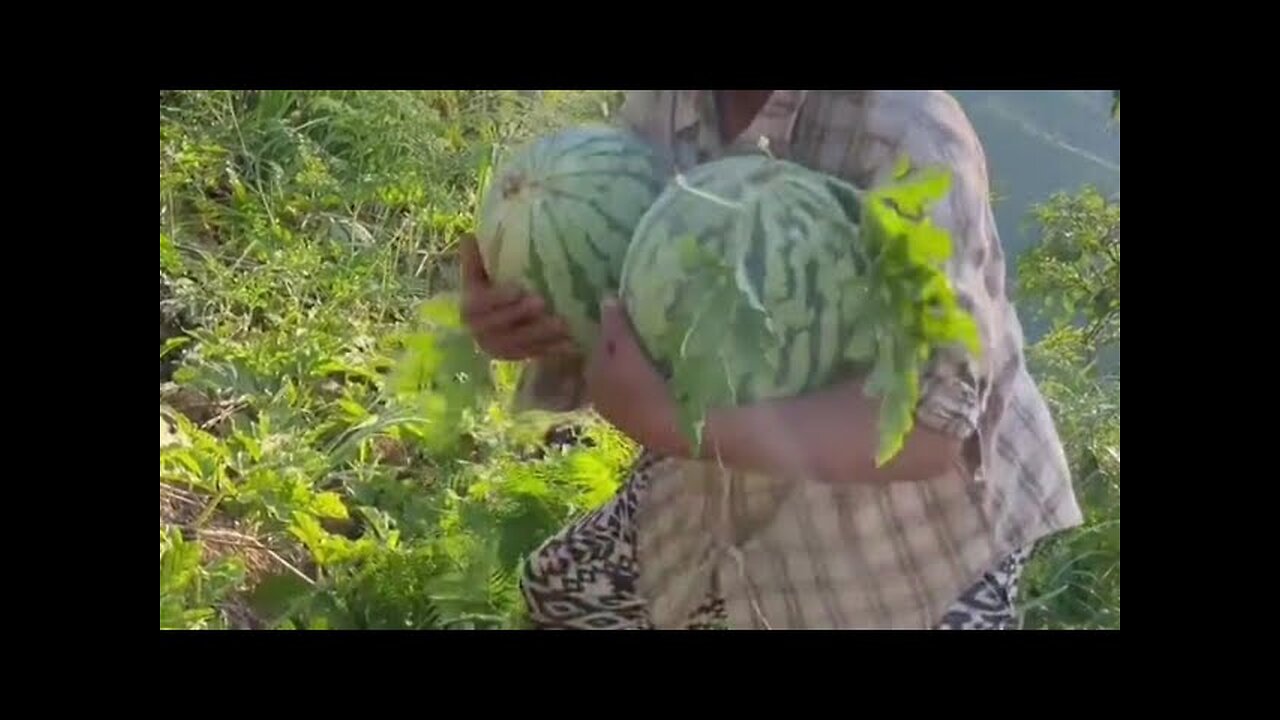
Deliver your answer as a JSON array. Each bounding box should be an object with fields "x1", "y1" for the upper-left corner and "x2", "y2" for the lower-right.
[
  {"x1": 581, "y1": 292, "x2": 962, "y2": 485},
  {"x1": 459, "y1": 236, "x2": 577, "y2": 361},
  {"x1": 472, "y1": 126, "x2": 673, "y2": 352},
  {"x1": 470, "y1": 122, "x2": 978, "y2": 478}
]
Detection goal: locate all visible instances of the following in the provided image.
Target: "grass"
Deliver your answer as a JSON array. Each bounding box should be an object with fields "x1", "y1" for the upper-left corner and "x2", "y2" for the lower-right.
[
  {"x1": 159, "y1": 90, "x2": 1118, "y2": 630},
  {"x1": 160, "y1": 90, "x2": 636, "y2": 629}
]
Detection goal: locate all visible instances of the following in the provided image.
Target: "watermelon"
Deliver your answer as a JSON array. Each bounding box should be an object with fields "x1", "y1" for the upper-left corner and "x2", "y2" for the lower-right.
[
  {"x1": 619, "y1": 153, "x2": 979, "y2": 464},
  {"x1": 619, "y1": 155, "x2": 868, "y2": 407},
  {"x1": 475, "y1": 125, "x2": 671, "y2": 349}
]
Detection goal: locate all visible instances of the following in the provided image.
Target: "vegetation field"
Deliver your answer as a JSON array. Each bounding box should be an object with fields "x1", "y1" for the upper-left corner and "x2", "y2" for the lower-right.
[{"x1": 159, "y1": 90, "x2": 1118, "y2": 630}]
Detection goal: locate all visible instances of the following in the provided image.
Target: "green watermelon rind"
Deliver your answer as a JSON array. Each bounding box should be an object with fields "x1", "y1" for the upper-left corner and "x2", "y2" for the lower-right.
[
  {"x1": 620, "y1": 152, "x2": 977, "y2": 466},
  {"x1": 476, "y1": 125, "x2": 672, "y2": 350},
  {"x1": 620, "y1": 155, "x2": 871, "y2": 404}
]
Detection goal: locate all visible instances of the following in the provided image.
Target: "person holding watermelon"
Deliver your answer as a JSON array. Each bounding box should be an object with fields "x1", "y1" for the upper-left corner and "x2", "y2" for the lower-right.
[{"x1": 460, "y1": 90, "x2": 1083, "y2": 630}]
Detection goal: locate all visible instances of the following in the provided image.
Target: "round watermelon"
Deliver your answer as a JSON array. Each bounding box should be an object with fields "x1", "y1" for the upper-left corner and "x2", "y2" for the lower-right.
[
  {"x1": 619, "y1": 152, "x2": 977, "y2": 465},
  {"x1": 475, "y1": 125, "x2": 671, "y2": 349},
  {"x1": 620, "y1": 154, "x2": 871, "y2": 406}
]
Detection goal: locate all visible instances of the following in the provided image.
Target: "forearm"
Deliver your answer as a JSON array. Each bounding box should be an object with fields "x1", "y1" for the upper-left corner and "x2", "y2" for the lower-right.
[{"x1": 660, "y1": 380, "x2": 961, "y2": 485}]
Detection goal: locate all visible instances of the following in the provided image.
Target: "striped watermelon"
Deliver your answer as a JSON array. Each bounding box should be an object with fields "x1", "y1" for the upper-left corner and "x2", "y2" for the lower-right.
[
  {"x1": 475, "y1": 125, "x2": 671, "y2": 349},
  {"x1": 619, "y1": 153, "x2": 976, "y2": 464},
  {"x1": 620, "y1": 154, "x2": 870, "y2": 405}
]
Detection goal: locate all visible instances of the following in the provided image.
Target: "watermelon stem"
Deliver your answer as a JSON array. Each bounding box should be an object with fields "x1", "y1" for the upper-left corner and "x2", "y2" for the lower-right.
[
  {"x1": 674, "y1": 173, "x2": 745, "y2": 211},
  {"x1": 756, "y1": 136, "x2": 775, "y2": 159}
]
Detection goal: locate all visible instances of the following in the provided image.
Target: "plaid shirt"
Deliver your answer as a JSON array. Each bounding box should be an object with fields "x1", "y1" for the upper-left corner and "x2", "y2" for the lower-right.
[{"x1": 521, "y1": 90, "x2": 1082, "y2": 629}]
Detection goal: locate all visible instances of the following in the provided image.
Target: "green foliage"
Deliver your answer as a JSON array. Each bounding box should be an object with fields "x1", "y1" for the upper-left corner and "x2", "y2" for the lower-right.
[
  {"x1": 1016, "y1": 186, "x2": 1120, "y2": 629},
  {"x1": 1019, "y1": 187, "x2": 1120, "y2": 364},
  {"x1": 160, "y1": 528, "x2": 246, "y2": 629},
  {"x1": 160, "y1": 90, "x2": 635, "y2": 629},
  {"x1": 665, "y1": 234, "x2": 781, "y2": 453},
  {"x1": 160, "y1": 89, "x2": 1117, "y2": 630},
  {"x1": 843, "y1": 163, "x2": 981, "y2": 464}
]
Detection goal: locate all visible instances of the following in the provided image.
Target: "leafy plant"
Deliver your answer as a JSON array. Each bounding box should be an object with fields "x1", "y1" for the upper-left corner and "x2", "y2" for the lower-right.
[
  {"x1": 842, "y1": 162, "x2": 980, "y2": 464},
  {"x1": 160, "y1": 528, "x2": 246, "y2": 629},
  {"x1": 160, "y1": 90, "x2": 632, "y2": 630},
  {"x1": 1016, "y1": 187, "x2": 1120, "y2": 629}
]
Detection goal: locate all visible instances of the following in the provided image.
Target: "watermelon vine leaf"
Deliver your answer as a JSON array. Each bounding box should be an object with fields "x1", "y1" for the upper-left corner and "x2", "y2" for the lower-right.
[
  {"x1": 834, "y1": 161, "x2": 982, "y2": 467},
  {"x1": 666, "y1": 234, "x2": 780, "y2": 454}
]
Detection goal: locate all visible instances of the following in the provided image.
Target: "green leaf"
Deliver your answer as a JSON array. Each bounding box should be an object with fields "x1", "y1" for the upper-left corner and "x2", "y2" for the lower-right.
[
  {"x1": 496, "y1": 503, "x2": 559, "y2": 569},
  {"x1": 845, "y1": 322, "x2": 877, "y2": 365},
  {"x1": 159, "y1": 530, "x2": 203, "y2": 595},
  {"x1": 875, "y1": 365, "x2": 919, "y2": 468},
  {"x1": 568, "y1": 451, "x2": 622, "y2": 510},
  {"x1": 289, "y1": 512, "x2": 328, "y2": 558},
  {"x1": 357, "y1": 506, "x2": 397, "y2": 543},
  {"x1": 928, "y1": 310, "x2": 982, "y2": 357},
  {"x1": 390, "y1": 333, "x2": 444, "y2": 396},
  {"x1": 160, "y1": 233, "x2": 184, "y2": 275},
  {"x1": 418, "y1": 294, "x2": 464, "y2": 329},
  {"x1": 904, "y1": 221, "x2": 952, "y2": 267},
  {"x1": 677, "y1": 233, "x2": 722, "y2": 274},
  {"x1": 161, "y1": 336, "x2": 192, "y2": 360},
  {"x1": 892, "y1": 154, "x2": 913, "y2": 180},
  {"x1": 873, "y1": 164, "x2": 952, "y2": 220},
  {"x1": 722, "y1": 307, "x2": 782, "y2": 405},
  {"x1": 678, "y1": 279, "x2": 735, "y2": 359},
  {"x1": 301, "y1": 592, "x2": 356, "y2": 630},
  {"x1": 433, "y1": 327, "x2": 492, "y2": 408},
  {"x1": 865, "y1": 198, "x2": 914, "y2": 245},
  {"x1": 336, "y1": 397, "x2": 373, "y2": 424},
  {"x1": 829, "y1": 159, "x2": 984, "y2": 466},
  {"x1": 310, "y1": 491, "x2": 350, "y2": 520},
  {"x1": 249, "y1": 573, "x2": 317, "y2": 624},
  {"x1": 315, "y1": 359, "x2": 381, "y2": 386},
  {"x1": 669, "y1": 351, "x2": 735, "y2": 454},
  {"x1": 864, "y1": 335, "x2": 897, "y2": 398},
  {"x1": 664, "y1": 243, "x2": 782, "y2": 454},
  {"x1": 204, "y1": 556, "x2": 247, "y2": 598}
]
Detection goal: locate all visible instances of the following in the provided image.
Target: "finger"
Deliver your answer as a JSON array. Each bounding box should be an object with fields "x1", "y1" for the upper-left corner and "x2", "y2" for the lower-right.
[
  {"x1": 509, "y1": 314, "x2": 574, "y2": 351},
  {"x1": 472, "y1": 294, "x2": 549, "y2": 335},
  {"x1": 496, "y1": 337, "x2": 578, "y2": 363},
  {"x1": 459, "y1": 236, "x2": 490, "y2": 285},
  {"x1": 463, "y1": 284, "x2": 526, "y2": 323},
  {"x1": 522, "y1": 337, "x2": 579, "y2": 361},
  {"x1": 459, "y1": 238, "x2": 531, "y2": 313},
  {"x1": 459, "y1": 236, "x2": 525, "y2": 321},
  {"x1": 543, "y1": 339, "x2": 580, "y2": 357},
  {"x1": 490, "y1": 315, "x2": 572, "y2": 357}
]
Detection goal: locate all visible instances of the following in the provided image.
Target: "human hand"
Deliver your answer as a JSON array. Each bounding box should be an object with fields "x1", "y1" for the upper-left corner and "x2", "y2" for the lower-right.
[{"x1": 459, "y1": 236, "x2": 576, "y2": 360}]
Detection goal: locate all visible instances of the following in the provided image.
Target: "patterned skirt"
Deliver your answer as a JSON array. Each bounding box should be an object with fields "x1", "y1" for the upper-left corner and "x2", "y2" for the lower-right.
[{"x1": 521, "y1": 453, "x2": 1034, "y2": 630}]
